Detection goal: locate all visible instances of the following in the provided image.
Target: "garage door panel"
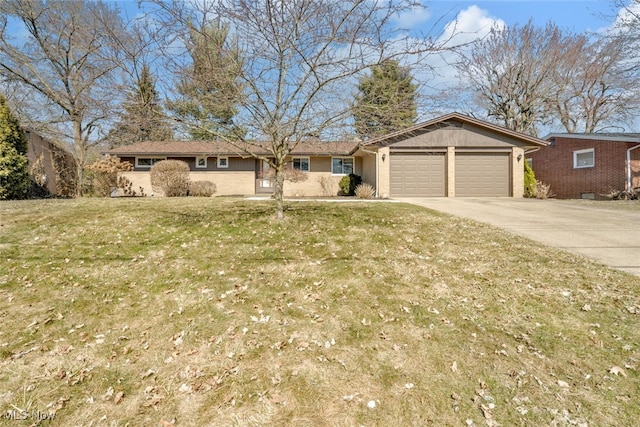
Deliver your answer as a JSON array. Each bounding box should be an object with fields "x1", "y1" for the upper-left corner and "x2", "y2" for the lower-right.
[
  {"x1": 456, "y1": 153, "x2": 510, "y2": 197},
  {"x1": 390, "y1": 153, "x2": 445, "y2": 197}
]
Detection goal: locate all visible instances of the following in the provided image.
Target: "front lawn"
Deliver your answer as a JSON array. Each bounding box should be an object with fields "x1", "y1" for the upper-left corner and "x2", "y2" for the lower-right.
[{"x1": 1, "y1": 198, "x2": 638, "y2": 426}]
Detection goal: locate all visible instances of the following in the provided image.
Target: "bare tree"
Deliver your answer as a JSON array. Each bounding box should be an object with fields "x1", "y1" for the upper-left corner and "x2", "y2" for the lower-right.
[
  {"x1": 456, "y1": 21, "x2": 572, "y2": 136},
  {"x1": 550, "y1": 34, "x2": 639, "y2": 133},
  {"x1": 0, "y1": 0, "x2": 126, "y2": 195},
  {"x1": 151, "y1": 0, "x2": 452, "y2": 219}
]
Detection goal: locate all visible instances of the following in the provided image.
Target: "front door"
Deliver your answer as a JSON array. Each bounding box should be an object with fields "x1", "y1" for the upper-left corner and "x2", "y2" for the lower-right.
[{"x1": 255, "y1": 160, "x2": 274, "y2": 194}]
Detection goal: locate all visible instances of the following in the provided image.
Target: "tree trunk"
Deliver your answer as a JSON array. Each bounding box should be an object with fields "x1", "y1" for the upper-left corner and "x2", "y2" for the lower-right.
[
  {"x1": 73, "y1": 119, "x2": 85, "y2": 197},
  {"x1": 273, "y1": 166, "x2": 285, "y2": 220}
]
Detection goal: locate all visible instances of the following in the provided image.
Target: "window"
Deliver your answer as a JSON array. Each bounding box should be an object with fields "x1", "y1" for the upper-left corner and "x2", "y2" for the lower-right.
[
  {"x1": 292, "y1": 157, "x2": 310, "y2": 172},
  {"x1": 526, "y1": 158, "x2": 533, "y2": 169},
  {"x1": 574, "y1": 149, "x2": 594, "y2": 169},
  {"x1": 135, "y1": 157, "x2": 165, "y2": 168},
  {"x1": 332, "y1": 157, "x2": 354, "y2": 175},
  {"x1": 217, "y1": 157, "x2": 229, "y2": 168},
  {"x1": 195, "y1": 157, "x2": 207, "y2": 168}
]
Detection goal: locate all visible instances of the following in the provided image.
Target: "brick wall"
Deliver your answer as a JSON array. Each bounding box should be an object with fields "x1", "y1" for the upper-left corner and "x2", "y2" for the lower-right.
[{"x1": 527, "y1": 137, "x2": 639, "y2": 199}]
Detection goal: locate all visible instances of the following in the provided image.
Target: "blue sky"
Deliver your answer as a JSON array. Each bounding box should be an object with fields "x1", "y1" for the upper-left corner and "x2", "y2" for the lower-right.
[{"x1": 423, "y1": 1, "x2": 618, "y2": 33}]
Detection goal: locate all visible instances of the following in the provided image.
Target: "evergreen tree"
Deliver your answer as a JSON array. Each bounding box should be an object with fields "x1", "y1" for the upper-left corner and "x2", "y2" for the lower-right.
[
  {"x1": 353, "y1": 60, "x2": 418, "y2": 139},
  {"x1": 168, "y1": 21, "x2": 244, "y2": 141},
  {"x1": 0, "y1": 94, "x2": 30, "y2": 200},
  {"x1": 107, "y1": 64, "x2": 173, "y2": 148}
]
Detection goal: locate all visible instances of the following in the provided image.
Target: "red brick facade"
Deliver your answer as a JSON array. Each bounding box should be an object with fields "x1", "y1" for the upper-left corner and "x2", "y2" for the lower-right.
[{"x1": 527, "y1": 135, "x2": 640, "y2": 199}]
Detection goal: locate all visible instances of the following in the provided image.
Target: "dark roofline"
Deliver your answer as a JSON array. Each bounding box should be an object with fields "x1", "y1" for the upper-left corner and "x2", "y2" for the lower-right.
[
  {"x1": 543, "y1": 133, "x2": 640, "y2": 143},
  {"x1": 104, "y1": 140, "x2": 360, "y2": 157}
]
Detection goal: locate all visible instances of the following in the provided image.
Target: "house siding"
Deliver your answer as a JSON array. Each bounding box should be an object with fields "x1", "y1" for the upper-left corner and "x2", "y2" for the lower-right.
[
  {"x1": 119, "y1": 171, "x2": 255, "y2": 196},
  {"x1": 528, "y1": 137, "x2": 639, "y2": 199},
  {"x1": 25, "y1": 130, "x2": 77, "y2": 196},
  {"x1": 282, "y1": 156, "x2": 363, "y2": 197}
]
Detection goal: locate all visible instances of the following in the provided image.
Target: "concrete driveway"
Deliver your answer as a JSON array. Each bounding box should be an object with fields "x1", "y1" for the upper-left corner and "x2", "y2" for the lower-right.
[{"x1": 398, "y1": 197, "x2": 640, "y2": 277}]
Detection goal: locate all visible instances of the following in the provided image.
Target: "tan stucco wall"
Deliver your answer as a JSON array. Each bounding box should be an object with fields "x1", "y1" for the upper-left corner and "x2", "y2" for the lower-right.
[
  {"x1": 118, "y1": 171, "x2": 255, "y2": 197},
  {"x1": 512, "y1": 147, "x2": 525, "y2": 198},
  {"x1": 446, "y1": 147, "x2": 455, "y2": 197},
  {"x1": 377, "y1": 147, "x2": 391, "y2": 198},
  {"x1": 283, "y1": 173, "x2": 343, "y2": 197}
]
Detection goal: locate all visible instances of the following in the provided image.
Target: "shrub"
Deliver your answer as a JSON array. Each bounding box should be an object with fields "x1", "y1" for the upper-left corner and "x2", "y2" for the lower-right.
[
  {"x1": 535, "y1": 180, "x2": 555, "y2": 199},
  {"x1": 189, "y1": 180, "x2": 217, "y2": 197},
  {"x1": 339, "y1": 173, "x2": 362, "y2": 196},
  {"x1": 86, "y1": 155, "x2": 133, "y2": 197},
  {"x1": 523, "y1": 161, "x2": 536, "y2": 198},
  {"x1": 354, "y1": 182, "x2": 376, "y2": 199},
  {"x1": 150, "y1": 160, "x2": 190, "y2": 197},
  {"x1": 606, "y1": 188, "x2": 639, "y2": 200}
]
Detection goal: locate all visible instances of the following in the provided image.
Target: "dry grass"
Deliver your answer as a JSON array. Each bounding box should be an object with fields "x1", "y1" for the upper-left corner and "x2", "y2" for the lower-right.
[{"x1": 0, "y1": 198, "x2": 639, "y2": 426}]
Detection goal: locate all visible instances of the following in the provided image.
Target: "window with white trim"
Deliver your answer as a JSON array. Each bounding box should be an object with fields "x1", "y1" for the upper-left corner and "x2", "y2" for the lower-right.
[
  {"x1": 135, "y1": 157, "x2": 165, "y2": 168},
  {"x1": 573, "y1": 149, "x2": 594, "y2": 169},
  {"x1": 195, "y1": 157, "x2": 207, "y2": 168},
  {"x1": 292, "y1": 157, "x2": 310, "y2": 172},
  {"x1": 332, "y1": 157, "x2": 354, "y2": 175}
]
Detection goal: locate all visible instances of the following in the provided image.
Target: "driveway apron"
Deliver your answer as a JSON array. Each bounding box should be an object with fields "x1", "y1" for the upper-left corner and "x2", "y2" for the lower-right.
[{"x1": 398, "y1": 198, "x2": 640, "y2": 277}]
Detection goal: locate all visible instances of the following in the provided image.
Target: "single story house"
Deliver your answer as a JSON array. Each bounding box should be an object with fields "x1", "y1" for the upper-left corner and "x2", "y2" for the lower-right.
[
  {"x1": 526, "y1": 134, "x2": 640, "y2": 199},
  {"x1": 106, "y1": 113, "x2": 549, "y2": 198},
  {"x1": 106, "y1": 139, "x2": 362, "y2": 197}
]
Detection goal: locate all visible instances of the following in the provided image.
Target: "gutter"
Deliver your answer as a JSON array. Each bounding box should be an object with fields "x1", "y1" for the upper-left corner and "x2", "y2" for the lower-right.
[{"x1": 627, "y1": 144, "x2": 640, "y2": 191}]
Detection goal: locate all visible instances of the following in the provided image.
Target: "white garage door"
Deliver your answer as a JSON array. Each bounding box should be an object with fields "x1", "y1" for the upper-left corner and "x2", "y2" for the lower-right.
[
  {"x1": 390, "y1": 153, "x2": 446, "y2": 197},
  {"x1": 455, "y1": 152, "x2": 510, "y2": 197}
]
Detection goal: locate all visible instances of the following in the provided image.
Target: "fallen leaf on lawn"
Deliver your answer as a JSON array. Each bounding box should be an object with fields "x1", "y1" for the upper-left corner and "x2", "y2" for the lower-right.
[
  {"x1": 557, "y1": 380, "x2": 569, "y2": 388},
  {"x1": 269, "y1": 392, "x2": 286, "y2": 405},
  {"x1": 609, "y1": 366, "x2": 627, "y2": 377},
  {"x1": 451, "y1": 361, "x2": 458, "y2": 372},
  {"x1": 114, "y1": 391, "x2": 124, "y2": 404}
]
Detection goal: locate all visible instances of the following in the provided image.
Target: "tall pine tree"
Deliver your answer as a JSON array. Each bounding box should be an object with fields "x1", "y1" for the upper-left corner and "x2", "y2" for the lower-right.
[
  {"x1": 0, "y1": 94, "x2": 30, "y2": 199},
  {"x1": 168, "y1": 21, "x2": 244, "y2": 141},
  {"x1": 353, "y1": 60, "x2": 418, "y2": 139},
  {"x1": 107, "y1": 64, "x2": 173, "y2": 148}
]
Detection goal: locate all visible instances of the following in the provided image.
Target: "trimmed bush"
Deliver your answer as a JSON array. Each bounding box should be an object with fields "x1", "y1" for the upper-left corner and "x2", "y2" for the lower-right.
[
  {"x1": 524, "y1": 161, "x2": 536, "y2": 198},
  {"x1": 150, "y1": 160, "x2": 190, "y2": 197},
  {"x1": 339, "y1": 173, "x2": 362, "y2": 196},
  {"x1": 189, "y1": 180, "x2": 217, "y2": 197}
]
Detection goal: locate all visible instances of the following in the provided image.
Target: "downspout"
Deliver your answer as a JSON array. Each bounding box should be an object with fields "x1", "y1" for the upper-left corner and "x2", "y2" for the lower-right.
[
  {"x1": 626, "y1": 144, "x2": 640, "y2": 192},
  {"x1": 359, "y1": 147, "x2": 379, "y2": 197}
]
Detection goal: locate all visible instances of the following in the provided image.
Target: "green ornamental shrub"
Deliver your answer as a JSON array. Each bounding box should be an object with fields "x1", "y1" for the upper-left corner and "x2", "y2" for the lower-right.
[
  {"x1": 150, "y1": 159, "x2": 190, "y2": 197},
  {"x1": 524, "y1": 161, "x2": 536, "y2": 198},
  {"x1": 0, "y1": 95, "x2": 30, "y2": 200},
  {"x1": 339, "y1": 173, "x2": 362, "y2": 196}
]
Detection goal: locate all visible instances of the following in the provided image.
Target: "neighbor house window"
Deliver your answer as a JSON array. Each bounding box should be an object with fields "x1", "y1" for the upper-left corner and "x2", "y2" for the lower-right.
[
  {"x1": 573, "y1": 149, "x2": 594, "y2": 169},
  {"x1": 292, "y1": 157, "x2": 310, "y2": 172},
  {"x1": 332, "y1": 157, "x2": 354, "y2": 175},
  {"x1": 195, "y1": 157, "x2": 207, "y2": 168},
  {"x1": 135, "y1": 157, "x2": 165, "y2": 168},
  {"x1": 217, "y1": 157, "x2": 229, "y2": 168}
]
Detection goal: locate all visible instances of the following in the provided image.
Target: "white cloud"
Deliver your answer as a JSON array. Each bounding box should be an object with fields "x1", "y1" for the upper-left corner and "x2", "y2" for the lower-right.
[
  {"x1": 439, "y1": 5, "x2": 505, "y2": 47},
  {"x1": 600, "y1": 1, "x2": 640, "y2": 35},
  {"x1": 392, "y1": 3, "x2": 432, "y2": 30}
]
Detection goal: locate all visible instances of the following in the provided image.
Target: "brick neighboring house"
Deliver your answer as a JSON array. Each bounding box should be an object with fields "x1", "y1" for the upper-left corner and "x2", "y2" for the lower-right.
[{"x1": 527, "y1": 134, "x2": 640, "y2": 199}]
